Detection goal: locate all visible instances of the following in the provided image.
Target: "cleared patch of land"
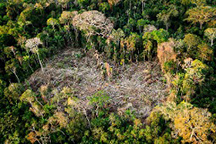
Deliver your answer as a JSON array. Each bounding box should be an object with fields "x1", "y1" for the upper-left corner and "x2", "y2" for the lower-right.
[{"x1": 28, "y1": 48, "x2": 167, "y2": 118}]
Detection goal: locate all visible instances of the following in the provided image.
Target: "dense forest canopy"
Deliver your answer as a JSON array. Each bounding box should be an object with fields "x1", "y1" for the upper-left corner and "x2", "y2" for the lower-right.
[{"x1": 0, "y1": 0, "x2": 216, "y2": 143}]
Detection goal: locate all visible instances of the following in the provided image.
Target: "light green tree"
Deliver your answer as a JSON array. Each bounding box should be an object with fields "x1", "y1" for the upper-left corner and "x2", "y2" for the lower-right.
[
  {"x1": 59, "y1": 11, "x2": 78, "y2": 25},
  {"x1": 108, "y1": 28, "x2": 125, "y2": 46},
  {"x1": 183, "y1": 33, "x2": 201, "y2": 50},
  {"x1": 47, "y1": 18, "x2": 59, "y2": 31},
  {"x1": 137, "y1": 19, "x2": 148, "y2": 33},
  {"x1": 204, "y1": 28, "x2": 216, "y2": 46},
  {"x1": 5, "y1": 59, "x2": 20, "y2": 83},
  {"x1": 185, "y1": 6, "x2": 216, "y2": 29},
  {"x1": 4, "y1": 83, "x2": 24, "y2": 103},
  {"x1": 20, "y1": 89, "x2": 45, "y2": 117}
]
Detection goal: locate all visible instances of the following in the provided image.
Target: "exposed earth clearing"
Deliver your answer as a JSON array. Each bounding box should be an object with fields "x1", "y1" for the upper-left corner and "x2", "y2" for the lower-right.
[{"x1": 28, "y1": 48, "x2": 167, "y2": 118}]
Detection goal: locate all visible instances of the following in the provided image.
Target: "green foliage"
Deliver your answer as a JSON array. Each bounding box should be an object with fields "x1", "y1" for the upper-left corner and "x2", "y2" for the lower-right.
[
  {"x1": 0, "y1": 79, "x2": 6, "y2": 96},
  {"x1": 0, "y1": 0, "x2": 216, "y2": 143},
  {"x1": 183, "y1": 33, "x2": 202, "y2": 58},
  {"x1": 163, "y1": 60, "x2": 177, "y2": 74},
  {"x1": 196, "y1": 42, "x2": 213, "y2": 61},
  {"x1": 88, "y1": 90, "x2": 110, "y2": 108},
  {"x1": 172, "y1": 59, "x2": 209, "y2": 102},
  {"x1": 191, "y1": 0, "x2": 207, "y2": 6},
  {"x1": 143, "y1": 29, "x2": 169, "y2": 44},
  {"x1": 156, "y1": 101, "x2": 215, "y2": 143},
  {"x1": 143, "y1": 29, "x2": 169, "y2": 60},
  {"x1": 4, "y1": 83, "x2": 24, "y2": 102},
  {"x1": 137, "y1": 18, "x2": 149, "y2": 33},
  {"x1": 185, "y1": 6, "x2": 216, "y2": 29},
  {"x1": 47, "y1": 18, "x2": 59, "y2": 30},
  {"x1": 204, "y1": 28, "x2": 216, "y2": 46},
  {"x1": 183, "y1": 33, "x2": 201, "y2": 49},
  {"x1": 0, "y1": 101, "x2": 35, "y2": 143},
  {"x1": 157, "y1": 4, "x2": 178, "y2": 30},
  {"x1": 99, "y1": 2, "x2": 110, "y2": 13},
  {"x1": 81, "y1": 105, "x2": 177, "y2": 143},
  {"x1": 66, "y1": 113, "x2": 87, "y2": 142}
]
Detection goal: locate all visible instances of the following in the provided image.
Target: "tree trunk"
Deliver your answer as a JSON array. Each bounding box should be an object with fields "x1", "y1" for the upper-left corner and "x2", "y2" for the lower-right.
[
  {"x1": 37, "y1": 53, "x2": 44, "y2": 72},
  {"x1": 13, "y1": 70, "x2": 20, "y2": 83},
  {"x1": 139, "y1": 26, "x2": 142, "y2": 34},
  {"x1": 211, "y1": 39, "x2": 214, "y2": 46},
  {"x1": 28, "y1": 63, "x2": 34, "y2": 73},
  {"x1": 52, "y1": 25, "x2": 55, "y2": 32},
  {"x1": 200, "y1": 22, "x2": 203, "y2": 29},
  {"x1": 117, "y1": 39, "x2": 120, "y2": 48},
  {"x1": 166, "y1": 23, "x2": 169, "y2": 31}
]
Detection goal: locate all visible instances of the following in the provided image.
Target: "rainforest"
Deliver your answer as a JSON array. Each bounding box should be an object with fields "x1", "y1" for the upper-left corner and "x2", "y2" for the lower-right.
[{"x1": 0, "y1": 0, "x2": 216, "y2": 143}]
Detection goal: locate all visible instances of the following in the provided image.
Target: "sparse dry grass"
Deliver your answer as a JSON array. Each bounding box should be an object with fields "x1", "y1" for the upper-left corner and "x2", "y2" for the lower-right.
[{"x1": 28, "y1": 48, "x2": 167, "y2": 118}]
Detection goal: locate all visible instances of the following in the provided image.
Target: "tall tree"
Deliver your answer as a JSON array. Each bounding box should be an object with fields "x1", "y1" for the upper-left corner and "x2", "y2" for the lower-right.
[
  {"x1": 183, "y1": 33, "x2": 201, "y2": 50},
  {"x1": 59, "y1": 11, "x2": 78, "y2": 26},
  {"x1": 47, "y1": 18, "x2": 59, "y2": 31},
  {"x1": 25, "y1": 37, "x2": 44, "y2": 72},
  {"x1": 185, "y1": 6, "x2": 216, "y2": 29},
  {"x1": 73, "y1": 10, "x2": 113, "y2": 38},
  {"x1": 204, "y1": 28, "x2": 216, "y2": 46},
  {"x1": 137, "y1": 19, "x2": 148, "y2": 33},
  {"x1": 5, "y1": 59, "x2": 20, "y2": 83},
  {"x1": 140, "y1": 0, "x2": 147, "y2": 13},
  {"x1": 73, "y1": 10, "x2": 113, "y2": 48},
  {"x1": 108, "y1": 28, "x2": 125, "y2": 47},
  {"x1": 157, "y1": 5, "x2": 179, "y2": 30},
  {"x1": 156, "y1": 101, "x2": 216, "y2": 143}
]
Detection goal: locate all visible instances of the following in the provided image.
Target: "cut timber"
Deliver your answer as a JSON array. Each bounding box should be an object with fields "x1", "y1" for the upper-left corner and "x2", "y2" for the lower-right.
[{"x1": 28, "y1": 48, "x2": 167, "y2": 118}]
